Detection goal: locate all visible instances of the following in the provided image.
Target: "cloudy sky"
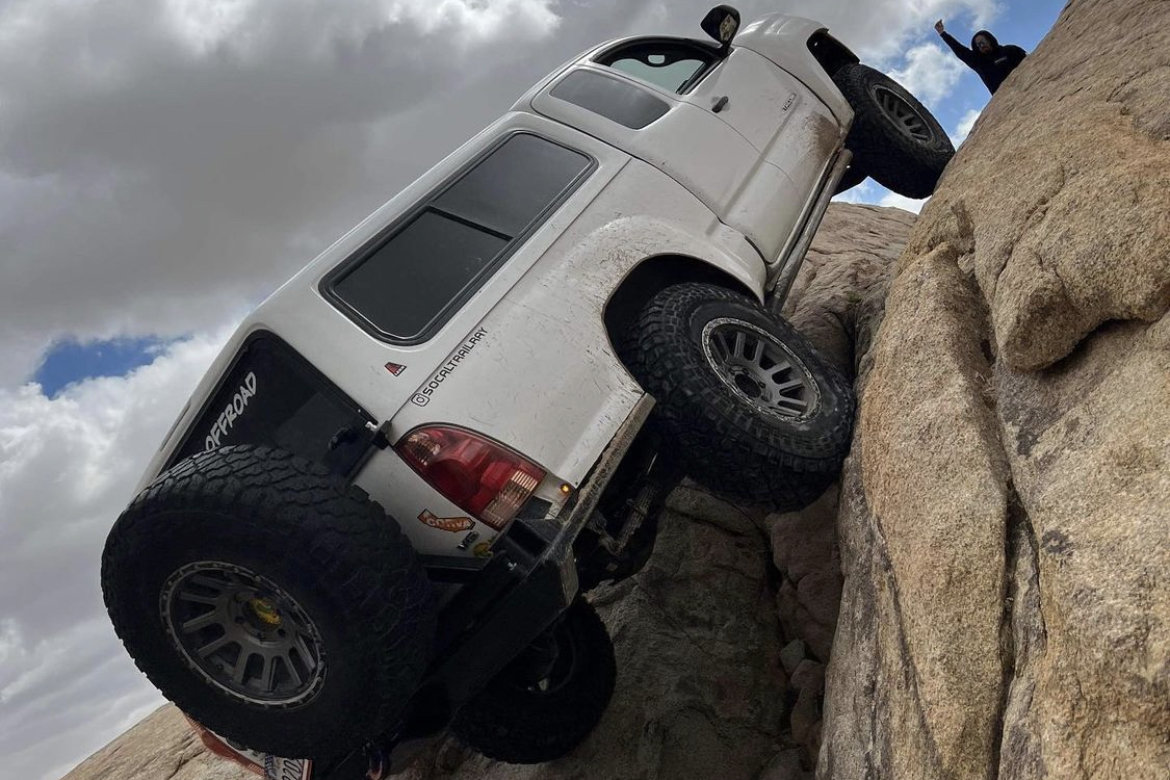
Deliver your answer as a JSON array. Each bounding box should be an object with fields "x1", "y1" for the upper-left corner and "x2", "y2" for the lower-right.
[{"x1": 0, "y1": 1, "x2": 1066, "y2": 778}]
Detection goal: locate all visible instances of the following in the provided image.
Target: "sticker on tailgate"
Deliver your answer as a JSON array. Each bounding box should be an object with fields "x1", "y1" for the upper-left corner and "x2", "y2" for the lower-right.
[{"x1": 264, "y1": 754, "x2": 312, "y2": 780}]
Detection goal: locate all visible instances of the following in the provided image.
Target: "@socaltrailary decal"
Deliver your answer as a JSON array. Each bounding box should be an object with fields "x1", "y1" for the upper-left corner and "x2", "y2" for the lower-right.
[{"x1": 411, "y1": 327, "x2": 487, "y2": 407}]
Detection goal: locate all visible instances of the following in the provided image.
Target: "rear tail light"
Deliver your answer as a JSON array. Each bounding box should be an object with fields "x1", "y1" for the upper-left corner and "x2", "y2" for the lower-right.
[{"x1": 395, "y1": 426, "x2": 546, "y2": 531}]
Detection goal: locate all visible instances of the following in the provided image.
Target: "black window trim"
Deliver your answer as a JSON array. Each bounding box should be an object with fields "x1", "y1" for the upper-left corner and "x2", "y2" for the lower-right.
[
  {"x1": 593, "y1": 36, "x2": 725, "y2": 95},
  {"x1": 320, "y1": 131, "x2": 598, "y2": 346},
  {"x1": 165, "y1": 330, "x2": 375, "y2": 472}
]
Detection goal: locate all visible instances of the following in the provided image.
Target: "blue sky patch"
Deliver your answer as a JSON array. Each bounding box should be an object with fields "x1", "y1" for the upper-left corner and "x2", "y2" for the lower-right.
[{"x1": 33, "y1": 337, "x2": 172, "y2": 397}]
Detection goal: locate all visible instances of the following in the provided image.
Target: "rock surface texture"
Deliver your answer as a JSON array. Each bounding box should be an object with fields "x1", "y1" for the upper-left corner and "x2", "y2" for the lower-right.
[
  {"x1": 821, "y1": 1, "x2": 1170, "y2": 779},
  {"x1": 61, "y1": 705, "x2": 254, "y2": 780}
]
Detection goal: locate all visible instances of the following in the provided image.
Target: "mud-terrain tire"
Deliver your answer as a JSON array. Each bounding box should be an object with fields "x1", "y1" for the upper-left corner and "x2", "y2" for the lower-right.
[
  {"x1": 101, "y1": 445, "x2": 436, "y2": 759},
  {"x1": 624, "y1": 283, "x2": 853, "y2": 508},
  {"x1": 833, "y1": 63, "x2": 954, "y2": 198},
  {"x1": 451, "y1": 598, "x2": 615, "y2": 764}
]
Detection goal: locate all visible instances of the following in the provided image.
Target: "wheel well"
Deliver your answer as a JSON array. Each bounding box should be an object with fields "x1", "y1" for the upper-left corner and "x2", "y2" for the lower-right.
[
  {"x1": 807, "y1": 31, "x2": 860, "y2": 78},
  {"x1": 603, "y1": 255, "x2": 756, "y2": 357}
]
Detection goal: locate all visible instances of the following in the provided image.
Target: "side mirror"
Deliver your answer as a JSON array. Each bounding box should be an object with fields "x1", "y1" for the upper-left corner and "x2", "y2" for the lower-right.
[{"x1": 701, "y1": 5, "x2": 741, "y2": 53}]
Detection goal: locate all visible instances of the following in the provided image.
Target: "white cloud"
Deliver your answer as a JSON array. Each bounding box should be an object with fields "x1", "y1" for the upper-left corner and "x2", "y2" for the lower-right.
[
  {"x1": 164, "y1": 0, "x2": 258, "y2": 54},
  {"x1": 879, "y1": 191, "x2": 928, "y2": 214},
  {"x1": 779, "y1": 0, "x2": 1002, "y2": 64},
  {"x1": 0, "y1": 330, "x2": 229, "y2": 780},
  {"x1": 952, "y1": 106, "x2": 984, "y2": 145},
  {"x1": 888, "y1": 43, "x2": 967, "y2": 106}
]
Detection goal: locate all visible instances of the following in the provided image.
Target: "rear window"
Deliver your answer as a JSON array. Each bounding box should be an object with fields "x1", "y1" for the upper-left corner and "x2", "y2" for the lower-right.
[
  {"x1": 325, "y1": 133, "x2": 594, "y2": 344},
  {"x1": 170, "y1": 334, "x2": 372, "y2": 472}
]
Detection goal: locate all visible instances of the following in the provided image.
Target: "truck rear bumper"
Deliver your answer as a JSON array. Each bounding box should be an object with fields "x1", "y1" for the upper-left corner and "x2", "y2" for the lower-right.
[{"x1": 365, "y1": 394, "x2": 656, "y2": 776}]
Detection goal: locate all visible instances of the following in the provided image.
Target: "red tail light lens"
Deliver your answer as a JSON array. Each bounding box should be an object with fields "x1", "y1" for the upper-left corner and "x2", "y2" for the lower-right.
[{"x1": 395, "y1": 426, "x2": 546, "y2": 530}]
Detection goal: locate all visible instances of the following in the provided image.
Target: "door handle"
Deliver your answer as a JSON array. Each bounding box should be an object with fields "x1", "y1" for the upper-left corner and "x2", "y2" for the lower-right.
[{"x1": 712, "y1": 95, "x2": 729, "y2": 113}]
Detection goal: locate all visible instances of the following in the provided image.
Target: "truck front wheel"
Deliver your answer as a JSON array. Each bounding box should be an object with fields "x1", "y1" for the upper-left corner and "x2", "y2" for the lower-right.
[
  {"x1": 833, "y1": 63, "x2": 955, "y2": 199},
  {"x1": 624, "y1": 283, "x2": 853, "y2": 509}
]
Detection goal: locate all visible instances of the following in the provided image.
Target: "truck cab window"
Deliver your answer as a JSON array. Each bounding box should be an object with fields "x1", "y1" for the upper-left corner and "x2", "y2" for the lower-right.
[
  {"x1": 597, "y1": 40, "x2": 718, "y2": 93},
  {"x1": 550, "y1": 70, "x2": 670, "y2": 129}
]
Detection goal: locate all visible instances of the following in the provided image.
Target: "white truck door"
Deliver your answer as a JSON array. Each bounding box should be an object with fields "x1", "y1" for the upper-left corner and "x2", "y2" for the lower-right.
[
  {"x1": 536, "y1": 38, "x2": 841, "y2": 264},
  {"x1": 680, "y1": 46, "x2": 843, "y2": 259},
  {"x1": 530, "y1": 56, "x2": 793, "y2": 265}
]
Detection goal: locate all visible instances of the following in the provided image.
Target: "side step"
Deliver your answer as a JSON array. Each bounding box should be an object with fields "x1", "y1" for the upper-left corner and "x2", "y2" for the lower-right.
[{"x1": 767, "y1": 148, "x2": 854, "y2": 313}]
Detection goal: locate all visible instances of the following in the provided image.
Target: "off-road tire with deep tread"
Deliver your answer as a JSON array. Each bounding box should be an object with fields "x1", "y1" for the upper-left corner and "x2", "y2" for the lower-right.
[
  {"x1": 101, "y1": 445, "x2": 436, "y2": 759},
  {"x1": 451, "y1": 598, "x2": 615, "y2": 764},
  {"x1": 623, "y1": 283, "x2": 853, "y2": 508},
  {"x1": 832, "y1": 63, "x2": 954, "y2": 199}
]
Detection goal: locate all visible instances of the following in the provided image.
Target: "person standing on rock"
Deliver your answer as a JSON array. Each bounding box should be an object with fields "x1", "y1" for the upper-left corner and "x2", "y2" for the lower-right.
[{"x1": 934, "y1": 20, "x2": 1027, "y2": 94}]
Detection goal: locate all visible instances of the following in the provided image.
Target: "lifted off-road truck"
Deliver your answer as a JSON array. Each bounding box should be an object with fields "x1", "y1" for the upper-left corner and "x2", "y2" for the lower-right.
[{"x1": 102, "y1": 6, "x2": 953, "y2": 777}]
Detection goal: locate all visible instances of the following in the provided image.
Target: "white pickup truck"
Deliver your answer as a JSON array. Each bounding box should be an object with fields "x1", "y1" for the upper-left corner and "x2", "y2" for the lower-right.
[{"x1": 101, "y1": 6, "x2": 952, "y2": 778}]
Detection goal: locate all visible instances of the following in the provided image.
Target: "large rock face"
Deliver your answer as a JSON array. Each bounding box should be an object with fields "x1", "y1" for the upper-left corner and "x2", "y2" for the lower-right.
[
  {"x1": 820, "y1": 1, "x2": 1170, "y2": 778},
  {"x1": 915, "y1": 0, "x2": 1170, "y2": 373}
]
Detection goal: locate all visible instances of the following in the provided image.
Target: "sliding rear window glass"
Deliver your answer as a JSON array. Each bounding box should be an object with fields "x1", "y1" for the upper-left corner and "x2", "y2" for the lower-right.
[
  {"x1": 325, "y1": 133, "x2": 593, "y2": 344},
  {"x1": 550, "y1": 70, "x2": 670, "y2": 129}
]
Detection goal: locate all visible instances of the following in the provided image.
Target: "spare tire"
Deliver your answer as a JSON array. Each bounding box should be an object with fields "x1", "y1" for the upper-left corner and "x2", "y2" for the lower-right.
[
  {"x1": 833, "y1": 63, "x2": 954, "y2": 199},
  {"x1": 623, "y1": 283, "x2": 853, "y2": 509},
  {"x1": 101, "y1": 445, "x2": 436, "y2": 759}
]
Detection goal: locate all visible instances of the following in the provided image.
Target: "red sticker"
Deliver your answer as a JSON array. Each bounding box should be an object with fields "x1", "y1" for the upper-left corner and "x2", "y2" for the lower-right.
[
  {"x1": 418, "y1": 510, "x2": 474, "y2": 533},
  {"x1": 385, "y1": 362, "x2": 407, "y2": 376}
]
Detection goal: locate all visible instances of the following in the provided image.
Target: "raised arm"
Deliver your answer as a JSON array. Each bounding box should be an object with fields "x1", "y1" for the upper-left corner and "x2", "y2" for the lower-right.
[{"x1": 935, "y1": 20, "x2": 979, "y2": 67}]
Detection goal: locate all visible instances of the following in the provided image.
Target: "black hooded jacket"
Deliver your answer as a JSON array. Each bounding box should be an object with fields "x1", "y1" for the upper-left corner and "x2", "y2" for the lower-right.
[{"x1": 940, "y1": 29, "x2": 1027, "y2": 94}]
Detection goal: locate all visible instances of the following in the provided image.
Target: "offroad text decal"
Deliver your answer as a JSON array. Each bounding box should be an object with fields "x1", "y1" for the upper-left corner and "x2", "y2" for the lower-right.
[
  {"x1": 411, "y1": 327, "x2": 487, "y2": 407},
  {"x1": 204, "y1": 371, "x2": 257, "y2": 451},
  {"x1": 418, "y1": 510, "x2": 475, "y2": 533}
]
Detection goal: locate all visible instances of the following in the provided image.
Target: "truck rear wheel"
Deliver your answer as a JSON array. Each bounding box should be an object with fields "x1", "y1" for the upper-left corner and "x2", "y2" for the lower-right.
[
  {"x1": 624, "y1": 283, "x2": 853, "y2": 509},
  {"x1": 101, "y1": 445, "x2": 436, "y2": 759},
  {"x1": 833, "y1": 63, "x2": 954, "y2": 199},
  {"x1": 451, "y1": 598, "x2": 615, "y2": 764}
]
